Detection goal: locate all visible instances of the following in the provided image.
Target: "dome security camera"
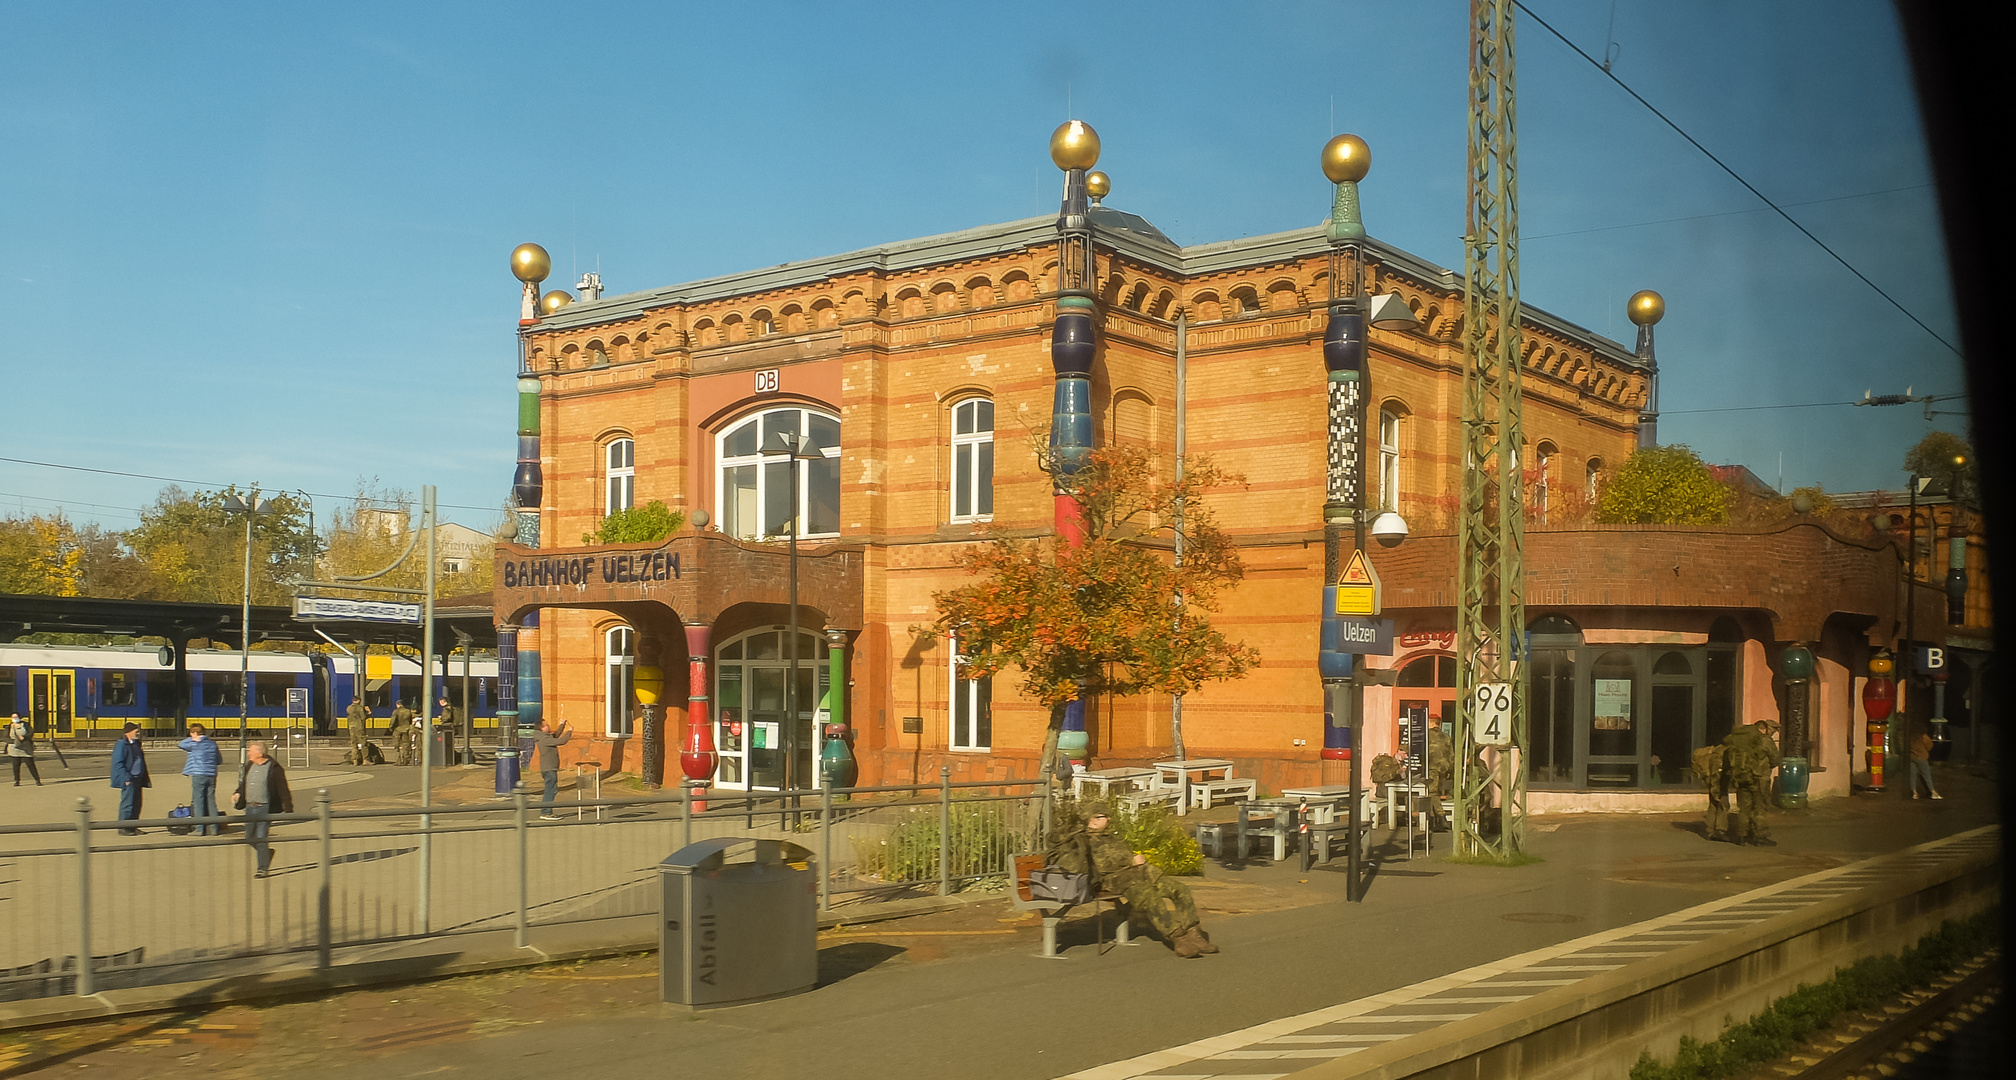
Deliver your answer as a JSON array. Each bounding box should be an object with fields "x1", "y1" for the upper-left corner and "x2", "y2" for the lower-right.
[{"x1": 1370, "y1": 511, "x2": 1409, "y2": 548}]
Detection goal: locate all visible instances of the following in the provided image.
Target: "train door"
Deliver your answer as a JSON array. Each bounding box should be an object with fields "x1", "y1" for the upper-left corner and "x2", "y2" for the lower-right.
[{"x1": 28, "y1": 669, "x2": 75, "y2": 737}]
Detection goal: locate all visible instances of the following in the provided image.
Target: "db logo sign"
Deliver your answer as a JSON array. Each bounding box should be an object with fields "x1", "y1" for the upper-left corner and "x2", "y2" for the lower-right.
[{"x1": 754, "y1": 369, "x2": 780, "y2": 394}]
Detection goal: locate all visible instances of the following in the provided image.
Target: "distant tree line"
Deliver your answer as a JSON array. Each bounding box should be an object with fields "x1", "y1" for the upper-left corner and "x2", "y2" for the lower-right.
[{"x1": 0, "y1": 483, "x2": 505, "y2": 605}]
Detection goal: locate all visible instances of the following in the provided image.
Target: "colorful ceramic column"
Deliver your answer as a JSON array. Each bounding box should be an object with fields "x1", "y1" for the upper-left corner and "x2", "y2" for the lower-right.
[
  {"x1": 818, "y1": 627, "x2": 857, "y2": 791},
  {"x1": 682, "y1": 624, "x2": 716, "y2": 811},
  {"x1": 494, "y1": 625, "x2": 519, "y2": 794}
]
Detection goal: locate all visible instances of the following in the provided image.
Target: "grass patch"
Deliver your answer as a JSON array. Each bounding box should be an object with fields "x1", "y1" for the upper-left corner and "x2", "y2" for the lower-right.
[
  {"x1": 1628, "y1": 905, "x2": 2000, "y2": 1080},
  {"x1": 1443, "y1": 850, "x2": 1545, "y2": 867}
]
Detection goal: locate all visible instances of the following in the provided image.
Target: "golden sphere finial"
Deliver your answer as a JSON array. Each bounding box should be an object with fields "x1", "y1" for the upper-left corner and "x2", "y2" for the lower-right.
[
  {"x1": 1085, "y1": 170, "x2": 1111, "y2": 200},
  {"x1": 1321, "y1": 134, "x2": 1371, "y2": 184},
  {"x1": 540, "y1": 290, "x2": 573, "y2": 315},
  {"x1": 1049, "y1": 119, "x2": 1101, "y2": 171},
  {"x1": 511, "y1": 243, "x2": 551, "y2": 284},
  {"x1": 1627, "y1": 289, "x2": 1665, "y2": 326}
]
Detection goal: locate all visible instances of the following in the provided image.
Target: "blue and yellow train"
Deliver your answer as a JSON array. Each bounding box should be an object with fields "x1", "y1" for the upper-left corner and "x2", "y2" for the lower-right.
[{"x1": 0, "y1": 644, "x2": 499, "y2": 738}]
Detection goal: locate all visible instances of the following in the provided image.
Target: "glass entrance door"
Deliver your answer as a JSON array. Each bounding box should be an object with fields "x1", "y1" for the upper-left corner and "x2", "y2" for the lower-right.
[
  {"x1": 29, "y1": 669, "x2": 75, "y2": 736},
  {"x1": 714, "y1": 629, "x2": 828, "y2": 791}
]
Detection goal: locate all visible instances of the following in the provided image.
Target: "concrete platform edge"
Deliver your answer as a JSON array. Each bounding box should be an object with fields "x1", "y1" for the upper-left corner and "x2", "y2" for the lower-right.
[{"x1": 1280, "y1": 824, "x2": 2003, "y2": 1080}]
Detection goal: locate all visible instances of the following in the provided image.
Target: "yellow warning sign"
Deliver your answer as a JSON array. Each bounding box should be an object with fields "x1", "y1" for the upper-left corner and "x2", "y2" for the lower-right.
[{"x1": 1335, "y1": 550, "x2": 1382, "y2": 615}]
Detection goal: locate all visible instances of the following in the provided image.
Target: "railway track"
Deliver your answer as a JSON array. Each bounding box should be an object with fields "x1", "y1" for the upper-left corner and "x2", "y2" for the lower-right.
[{"x1": 1784, "y1": 951, "x2": 2000, "y2": 1079}]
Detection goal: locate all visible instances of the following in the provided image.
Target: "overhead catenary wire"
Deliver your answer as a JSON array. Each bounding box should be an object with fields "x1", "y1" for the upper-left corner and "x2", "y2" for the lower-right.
[
  {"x1": 0, "y1": 455, "x2": 503, "y2": 515},
  {"x1": 1524, "y1": 184, "x2": 1934, "y2": 241},
  {"x1": 1513, "y1": 0, "x2": 1961, "y2": 357}
]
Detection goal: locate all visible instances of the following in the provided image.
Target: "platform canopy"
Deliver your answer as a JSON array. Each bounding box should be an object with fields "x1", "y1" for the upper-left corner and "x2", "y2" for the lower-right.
[{"x1": 0, "y1": 593, "x2": 497, "y2": 651}]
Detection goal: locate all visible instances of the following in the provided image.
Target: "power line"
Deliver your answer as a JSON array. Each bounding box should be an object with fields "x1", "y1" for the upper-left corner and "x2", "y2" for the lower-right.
[
  {"x1": 1524, "y1": 184, "x2": 1934, "y2": 241},
  {"x1": 0, "y1": 456, "x2": 504, "y2": 515},
  {"x1": 1513, "y1": 1, "x2": 1961, "y2": 357},
  {"x1": 1665, "y1": 394, "x2": 1968, "y2": 416}
]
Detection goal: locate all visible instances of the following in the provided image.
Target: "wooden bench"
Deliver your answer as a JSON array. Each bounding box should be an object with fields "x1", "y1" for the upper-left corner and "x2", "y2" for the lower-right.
[
  {"x1": 1189, "y1": 777, "x2": 1258, "y2": 810},
  {"x1": 1007, "y1": 852, "x2": 1134, "y2": 958}
]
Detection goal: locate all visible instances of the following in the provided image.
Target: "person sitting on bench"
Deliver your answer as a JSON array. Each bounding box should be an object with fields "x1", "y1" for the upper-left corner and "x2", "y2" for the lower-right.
[{"x1": 1050, "y1": 801, "x2": 1219, "y2": 958}]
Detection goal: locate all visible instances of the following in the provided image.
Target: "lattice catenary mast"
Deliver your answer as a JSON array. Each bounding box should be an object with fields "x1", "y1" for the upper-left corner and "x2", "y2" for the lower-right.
[{"x1": 1455, "y1": 0, "x2": 1528, "y2": 858}]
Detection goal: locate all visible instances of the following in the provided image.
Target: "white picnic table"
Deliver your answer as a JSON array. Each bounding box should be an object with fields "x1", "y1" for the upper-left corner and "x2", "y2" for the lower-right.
[
  {"x1": 1072, "y1": 767, "x2": 1158, "y2": 799},
  {"x1": 1153, "y1": 758, "x2": 1256, "y2": 813}
]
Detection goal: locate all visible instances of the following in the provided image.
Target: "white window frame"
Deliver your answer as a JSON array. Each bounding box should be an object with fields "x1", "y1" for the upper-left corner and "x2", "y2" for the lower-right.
[
  {"x1": 605, "y1": 626, "x2": 635, "y2": 738},
  {"x1": 606, "y1": 438, "x2": 635, "y2": 514},
  {"x1": 715, "y1": 407, "x2": 842, "y2": 541},
  {"x1": 949, "y1": 635, "x2": 992, "y2": 751},
  {"x1": 1536, "y1": 444, "x2": 1556, "y2": 521},
  {"x1": 1378, "y1": 407, "x2": 1402, "y2": 513},
  {"x1": 950, "y1": 398, "x2": 995, "y2": 522}
]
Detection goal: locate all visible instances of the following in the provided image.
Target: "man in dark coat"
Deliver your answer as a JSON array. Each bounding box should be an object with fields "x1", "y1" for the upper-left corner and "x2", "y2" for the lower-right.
[
  {"x1": 1049, "y1": 801, "x2": 1216, "y2": 958},
  {"x1": 532, "y1": 719, "x2": 572, "y2": 820},
  {"x1": 110, "y1": 722, "x2": 151, "y2": 834},
  {"x1": 1722, "y1": 720, "x2": 1781, "y2": 846}
]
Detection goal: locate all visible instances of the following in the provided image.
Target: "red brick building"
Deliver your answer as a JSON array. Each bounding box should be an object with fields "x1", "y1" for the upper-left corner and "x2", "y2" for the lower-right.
[{"x1": 491, "y1": 190, "x2": 1979, "y2": 805}]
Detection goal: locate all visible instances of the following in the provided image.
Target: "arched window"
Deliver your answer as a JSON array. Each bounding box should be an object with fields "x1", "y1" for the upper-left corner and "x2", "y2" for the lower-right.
[
  {"x1": 1379, "y1": 407, "x2": 1404, "y2": 512},
  {"x1": 950, "y1": 398, "x2": 994, "y2": 521},
  {"x1": 1586, "y1": 458, "x2": 1604, "y2": 504},
  {"x1": 606, "y1": 438, "x2": 635, "y2": 514},
  {"x1": 717, "y1": 407, "x2": 841, "y2": 540},
  {"x1": 950, "y1": 632, "x2": 992, "y2": 751},
  {"x1": 605, "y1": 626, "x2": 635, "y2": 737}
]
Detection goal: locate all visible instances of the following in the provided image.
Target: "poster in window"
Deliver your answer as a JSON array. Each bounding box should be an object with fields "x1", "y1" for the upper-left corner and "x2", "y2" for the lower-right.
[{"x1": 1594, "y1": 679, "x2": 1632, "y2": 730}]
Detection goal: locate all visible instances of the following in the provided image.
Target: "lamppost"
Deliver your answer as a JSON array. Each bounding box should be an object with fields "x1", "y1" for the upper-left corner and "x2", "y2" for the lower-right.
[
  {"x1": 763, "y1": 430, "x2": 823, "y2": 794},
  {"x1": 1317, "y1": 134, "x2": 1419, "y2": 902},
  {"x1": 221, "y1": 488, "x2": 270, "y2": 756}
]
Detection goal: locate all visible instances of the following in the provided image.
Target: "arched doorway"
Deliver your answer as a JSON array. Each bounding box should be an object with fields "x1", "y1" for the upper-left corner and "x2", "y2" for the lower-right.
[
  {"x1": 713, "y1": 626, "x2": 831, "y2": 790},
  {"x1": 1394, "y1": 653, "x2": 1457, "y2": 762}
]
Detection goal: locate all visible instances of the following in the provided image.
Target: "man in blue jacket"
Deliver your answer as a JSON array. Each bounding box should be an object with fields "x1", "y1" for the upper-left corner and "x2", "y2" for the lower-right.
[
  {"x1": 110, "y1": 722, "x2": 151, "y2": 835},
  {"x1": 178, "y1": 723, "x2": 222, "y2": 836}
]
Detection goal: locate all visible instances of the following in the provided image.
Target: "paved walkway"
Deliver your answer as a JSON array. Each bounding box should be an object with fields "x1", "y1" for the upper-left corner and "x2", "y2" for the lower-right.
[{"x1": 0, "y1": 765, "x2": 1996, "y2": 1079}]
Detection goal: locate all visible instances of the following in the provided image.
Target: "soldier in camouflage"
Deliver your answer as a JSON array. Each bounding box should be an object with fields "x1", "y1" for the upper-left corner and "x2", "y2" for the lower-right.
[
  {"x1": 1721, "y1": 720, "x2": 1781, "y2": 846},
  {"x1": 1692, "y1": 742, "x2": 1731, "y2": 842},
  {"x1": 1050, "y1": 801, "x2": 1217, "y2": 958},
  {"x1": 346, "y1": 698, "x2": 372, "y2": 766},
  {"x1": 389, "y1": 702, "x2": 416, "y2": 766},
  {"x1": 1425, "y1": 718, "x2": 1453, "y2": 831}
]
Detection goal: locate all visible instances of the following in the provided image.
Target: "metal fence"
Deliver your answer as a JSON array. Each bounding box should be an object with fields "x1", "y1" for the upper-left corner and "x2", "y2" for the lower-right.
[{"x1": 0, "y1": 765, "x2": 1043, "y2": 1003}]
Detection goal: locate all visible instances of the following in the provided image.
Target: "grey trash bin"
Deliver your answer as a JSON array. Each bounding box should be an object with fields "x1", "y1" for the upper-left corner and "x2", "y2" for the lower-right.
[{"x1": 660, "y1": 837, "x2": 818, "y2": 1008}]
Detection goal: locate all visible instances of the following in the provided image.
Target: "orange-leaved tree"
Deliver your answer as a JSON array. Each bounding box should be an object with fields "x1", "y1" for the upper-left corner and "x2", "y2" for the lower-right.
[{"x1": 933, "y1": 443, "x2": 1257, "y2": 790}]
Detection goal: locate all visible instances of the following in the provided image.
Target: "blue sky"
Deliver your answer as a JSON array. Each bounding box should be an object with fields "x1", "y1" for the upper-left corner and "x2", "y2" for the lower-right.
[{"x1": 1, "y1": 0, "x2": 1965, "y2": 531}]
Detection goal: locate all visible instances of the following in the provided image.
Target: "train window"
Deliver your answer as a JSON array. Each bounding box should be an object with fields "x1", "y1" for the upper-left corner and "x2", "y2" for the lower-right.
[
  {"x1": 202, "y1": 673, "x2": 242, "y2": 708},
  {"x1": 143, "y1": 673, "x2": 179, "y2": 717},
  {"x1": 255, "y1": 676, "x2": 289, "y2": 708},
  {"x1": 103, "y1": 671, "x2": 137, "y2": 707},
  {"x1": 0, "y1": 669, "x2": 16, "y2": 713}
]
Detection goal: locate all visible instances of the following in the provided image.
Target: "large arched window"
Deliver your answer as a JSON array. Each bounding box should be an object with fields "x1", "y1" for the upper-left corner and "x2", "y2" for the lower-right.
[
  {"x1": 717, "y1": 407, "x2": 841, "y2": 540},
  {"x1": 605, "y1": 626, "x2": 634, "y2": 737},
  {"x1": 950, "y1": 398, "x2": 994, "y2": 521},
  {"x1": 606, "y1": 438, "x2": 635, "y2": 514}
]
